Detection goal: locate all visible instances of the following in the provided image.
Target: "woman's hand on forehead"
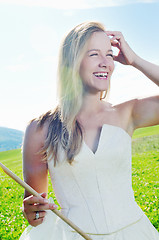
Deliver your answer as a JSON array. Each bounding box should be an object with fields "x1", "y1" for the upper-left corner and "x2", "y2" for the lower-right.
[{"x1": 105, "y1": 31, "x2": 137, "y2": 66}]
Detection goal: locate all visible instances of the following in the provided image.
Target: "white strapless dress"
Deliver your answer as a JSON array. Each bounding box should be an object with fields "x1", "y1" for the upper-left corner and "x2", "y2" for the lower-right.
[{"x1": 20, "y1": 124, "x2": 159, "y2": 240}]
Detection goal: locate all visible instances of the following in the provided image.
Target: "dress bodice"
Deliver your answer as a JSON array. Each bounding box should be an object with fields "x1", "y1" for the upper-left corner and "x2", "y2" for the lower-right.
[{"x1": 47, "y1": 124, "x2": 143, "y2": 234}]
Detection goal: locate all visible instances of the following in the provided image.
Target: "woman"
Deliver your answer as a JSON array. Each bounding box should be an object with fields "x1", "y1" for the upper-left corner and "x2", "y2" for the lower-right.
[{"x1": 20, "y1": 22, "x2": 159, "y2": 239}]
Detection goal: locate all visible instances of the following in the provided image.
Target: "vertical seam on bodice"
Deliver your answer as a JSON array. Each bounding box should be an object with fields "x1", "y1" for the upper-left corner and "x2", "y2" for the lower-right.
[
  {"x1": 94, "y1": 162, "x2": 110, "y2": 233},
  {"x1": 70, "y1": 168, "x2": 99, "y2": 233}
]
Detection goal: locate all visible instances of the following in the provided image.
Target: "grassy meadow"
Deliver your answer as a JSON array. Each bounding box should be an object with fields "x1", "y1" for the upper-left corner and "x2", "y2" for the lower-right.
[{"x1": 0, "y1": 125, "x2": 159, "y2": 239}]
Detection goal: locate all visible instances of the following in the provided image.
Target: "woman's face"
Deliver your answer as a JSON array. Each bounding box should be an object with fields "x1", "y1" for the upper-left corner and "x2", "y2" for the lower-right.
[{"x1": 79, "y1": 31, "x2": 114, "y2": 94}]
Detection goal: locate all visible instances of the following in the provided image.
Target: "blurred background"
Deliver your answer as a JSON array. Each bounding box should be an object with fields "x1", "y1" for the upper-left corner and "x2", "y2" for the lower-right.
[{"x1": 0, "y1": 0, "x2": 159, "y2": 131}]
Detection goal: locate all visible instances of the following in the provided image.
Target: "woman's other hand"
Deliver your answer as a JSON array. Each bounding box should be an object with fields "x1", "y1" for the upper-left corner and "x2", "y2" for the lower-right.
[{"x1": 23, "y1": 192, "x2": 58, "y2": 227}]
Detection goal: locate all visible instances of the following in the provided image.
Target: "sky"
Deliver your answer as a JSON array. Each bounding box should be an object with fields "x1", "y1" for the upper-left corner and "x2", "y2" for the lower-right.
[{"x1": 0, "y1": 0, "x2": 159, "y2": 131}]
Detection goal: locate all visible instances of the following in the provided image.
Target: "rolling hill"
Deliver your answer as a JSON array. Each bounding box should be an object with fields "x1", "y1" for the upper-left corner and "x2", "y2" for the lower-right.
[
  {"x1": 0, "y1": 124, "x2": 158, "y2": 152},
  {"x1": 0, "y1": 127, "x2": 24, "y2": 152}
]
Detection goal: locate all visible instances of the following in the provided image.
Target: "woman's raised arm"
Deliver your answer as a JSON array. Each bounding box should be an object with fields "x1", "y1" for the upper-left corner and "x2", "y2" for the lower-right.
[{"x1": 107, "y1": 31, "x2": 159, "y2": 129}]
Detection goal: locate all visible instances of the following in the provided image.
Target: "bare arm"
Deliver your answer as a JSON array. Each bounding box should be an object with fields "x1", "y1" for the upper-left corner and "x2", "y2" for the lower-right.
[
  {"x1": 107, "y1": 31, "x2": 159, "y2": 130},
  {"x1": 131, "y1": 55, "x2": 159, "y2": 128},
  {"x1": 132, "y1": 57, "x2": 159, "y2": 87},
  {"x1": 23, "y1": 120, "x2": 48, "y2": 197},
  {"x1": 22, "y1": 120, "x2": 57, "y2": 226},
  {"x1": 132, "y1": 96, "x2": 159, "y2": 129}
]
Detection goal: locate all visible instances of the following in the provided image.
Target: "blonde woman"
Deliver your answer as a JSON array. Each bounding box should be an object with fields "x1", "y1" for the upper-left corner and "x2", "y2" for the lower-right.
[{"x1": 20, "y1": 22, "x2": 159, "y2": 239}]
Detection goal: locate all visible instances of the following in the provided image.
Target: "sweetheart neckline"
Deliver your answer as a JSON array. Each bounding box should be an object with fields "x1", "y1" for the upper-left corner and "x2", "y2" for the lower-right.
[{"x1": 83, "y1": 124, "x2": 131, "y2": 155}]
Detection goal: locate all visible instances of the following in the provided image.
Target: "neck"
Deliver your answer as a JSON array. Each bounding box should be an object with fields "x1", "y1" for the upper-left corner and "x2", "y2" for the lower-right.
[{"x1": 77, "y1": 92, "x2": 104, "y2": 120}]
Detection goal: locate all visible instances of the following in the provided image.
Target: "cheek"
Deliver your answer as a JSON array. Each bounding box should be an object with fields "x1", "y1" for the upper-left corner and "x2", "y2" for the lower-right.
[
  {"x1": 79, "y1": 68, "x2": 87, "y2": 84},
  {"x1": 110, "y1": 60, "x2": 115, "y2": 73},
  {"x1": 79, "y1": 60, "x2": 89, "y2": 80},
  {"x1": 79, "y1": 64, "x2": 85, "y2": 80}
]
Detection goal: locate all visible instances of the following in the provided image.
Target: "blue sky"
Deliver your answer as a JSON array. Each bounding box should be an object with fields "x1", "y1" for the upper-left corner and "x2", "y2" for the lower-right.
[{"x1": 0, "y1": 0, "x2": 159, "y2": 131}]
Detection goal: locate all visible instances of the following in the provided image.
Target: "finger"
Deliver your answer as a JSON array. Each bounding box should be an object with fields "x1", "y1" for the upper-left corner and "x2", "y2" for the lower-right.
[
  {"x1": 111, "y1": 36, "x2": 121, "y2": 42},
  {"x1": 33, "y1": 218, "x2": 44, "y2": 226},
  {"x1": 111, "y1": 40, "x2": 120, "y2": 49},
  {"x1": 24, "y1": 203, "x2": 58, "y2": 213},
  {"x1": 113, "y1": 55, "x2": 119, "y2": 62},
  {"x1": 23, "y1": 195, "x2": 49, "y2": 205},
  {"x1": 40, "y1": 192, "x2": 47, "y2": 198},
  {"x1": 106, "y1": 32, "x2": 124, "y2": 45},
  {"x1": 28, "y1": 215, "x2": 44, "y2": 227},
  {"x1": 26, "y1": 211, "x2": 46, "y2": 221},
  {"x1": 33, "y1": 210, "x2": 46, "y2": 220},
  {"x1": 106, "y1": 31, "x2": 122, "y2": 36},
  {"x1": 49, "y1": 203, "x2": 58, "y2": 210},
  {"x1": 29, "y1": 202, "x2": 57, "y2": 212}
]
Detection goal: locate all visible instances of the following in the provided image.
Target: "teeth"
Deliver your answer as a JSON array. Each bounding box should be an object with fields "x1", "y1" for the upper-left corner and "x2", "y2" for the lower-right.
[{"x1": 94, "y1": 72, "x2": 108, "y2": 78}]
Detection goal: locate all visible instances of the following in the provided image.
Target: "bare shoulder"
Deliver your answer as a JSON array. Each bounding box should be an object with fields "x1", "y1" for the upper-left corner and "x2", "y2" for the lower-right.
[
  {"x1": 108, "y1": 99, "x2": 137, "y2": 135},
  {"x1": 22, "y1": 118, "x2": 50, "y2": 172},
  {"x1": 23, "y1": 119, "x2": 49, "y2": 150},
  {"x1": 107, "y1": 95, "x2": 159, "y2": 135},
  {"x1": 112, "y1": 99, "x2": 137, "y2": 113}
]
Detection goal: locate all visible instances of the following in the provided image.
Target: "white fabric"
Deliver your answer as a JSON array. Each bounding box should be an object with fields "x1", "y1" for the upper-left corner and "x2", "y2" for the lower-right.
[
  {"x1": 20, "y1": 210, "x2": 159, "y2": 240},
  {"x1": 20, "y1": 124, "x2": 159, "y2": 239}
]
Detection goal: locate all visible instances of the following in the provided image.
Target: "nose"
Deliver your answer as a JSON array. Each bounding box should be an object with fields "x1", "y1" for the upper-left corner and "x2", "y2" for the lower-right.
[{"x1": 99, "y1": 56, "x2": 111, "y2": 68}]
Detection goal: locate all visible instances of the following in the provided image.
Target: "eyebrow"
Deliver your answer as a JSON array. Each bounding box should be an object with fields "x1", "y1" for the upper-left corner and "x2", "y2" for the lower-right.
[{"x1": 87, "y1": 49, "x2": 113, "y2": 53}]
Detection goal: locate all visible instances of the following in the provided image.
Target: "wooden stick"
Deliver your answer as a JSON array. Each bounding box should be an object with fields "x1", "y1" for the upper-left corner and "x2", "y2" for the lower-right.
[{"x1": 0, "y1": 162, "x2": 92, "y2": 240}]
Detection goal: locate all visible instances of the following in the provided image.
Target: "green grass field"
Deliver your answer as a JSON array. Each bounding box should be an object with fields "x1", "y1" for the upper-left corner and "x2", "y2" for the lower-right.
[{"x1": 0, "y1": 125, "x2": 159, "y2": 239}]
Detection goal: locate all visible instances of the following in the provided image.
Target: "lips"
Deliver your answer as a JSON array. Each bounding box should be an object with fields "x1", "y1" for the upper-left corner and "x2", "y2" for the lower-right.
[{"x1": 94, "y1": 72, "x2": 108, "y2": 79}]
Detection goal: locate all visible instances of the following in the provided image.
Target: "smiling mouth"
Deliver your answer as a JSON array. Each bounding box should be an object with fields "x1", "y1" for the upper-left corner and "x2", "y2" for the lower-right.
[{"x1": 94, "y1": 72, "x2": 108, "y2": 79}]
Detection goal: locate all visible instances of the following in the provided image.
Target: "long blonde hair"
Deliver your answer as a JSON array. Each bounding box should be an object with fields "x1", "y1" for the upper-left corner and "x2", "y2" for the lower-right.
[{"x1": 38, "y1": 22, "x2": 106, "y2": 165}]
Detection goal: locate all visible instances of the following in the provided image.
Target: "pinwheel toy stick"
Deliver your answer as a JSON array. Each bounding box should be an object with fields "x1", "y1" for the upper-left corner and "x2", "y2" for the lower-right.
[{"x1": 0, "y1": 162, "x2": 92, "y2": 240}]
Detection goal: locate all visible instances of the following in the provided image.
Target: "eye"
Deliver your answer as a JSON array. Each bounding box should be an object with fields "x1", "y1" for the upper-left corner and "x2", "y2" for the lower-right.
[
  {"x1": 106, "y1": 54, "x2": 113, "y2": 58},
  {"x1": 89, "y1": 53, "x2": 98, "y2": 57}
]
